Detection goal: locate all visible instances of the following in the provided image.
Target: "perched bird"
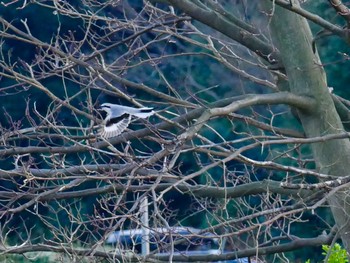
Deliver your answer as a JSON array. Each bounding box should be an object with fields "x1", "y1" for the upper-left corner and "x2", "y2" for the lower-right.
[{"x1": 98, "y1": 103, "x2": 154, "y2": 139}]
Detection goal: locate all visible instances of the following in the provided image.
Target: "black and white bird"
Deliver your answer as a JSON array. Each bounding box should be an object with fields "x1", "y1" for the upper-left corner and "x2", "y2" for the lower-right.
[{"x1": 98, "y1": 103, "x2": 154, "y2": 139}]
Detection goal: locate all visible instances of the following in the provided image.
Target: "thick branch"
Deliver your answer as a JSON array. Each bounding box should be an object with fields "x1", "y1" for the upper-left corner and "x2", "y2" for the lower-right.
[
  {"x1": 151, "y1": 232, "x2": 334, "y2": 262},
  {"x1": 179, "y1": 92, "x2": 315, "y2": 141},
  {"x1": 163, "y1": 0, "x2": 279, "y2": 63},
  {"x1": 0, "y1": 179, "x2": 316, "y2": 204},
  {"x1": 0, "y1": 244, "x2": 135, "y2": 262},
  {"x1": 0, "y1": 230, "x2": 334, "y2": 262}
]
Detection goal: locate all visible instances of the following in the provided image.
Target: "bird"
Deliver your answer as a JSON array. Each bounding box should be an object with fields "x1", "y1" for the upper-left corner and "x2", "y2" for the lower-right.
[{"x1": 98, "y1": 103, "x2": 154, "y2": 139}]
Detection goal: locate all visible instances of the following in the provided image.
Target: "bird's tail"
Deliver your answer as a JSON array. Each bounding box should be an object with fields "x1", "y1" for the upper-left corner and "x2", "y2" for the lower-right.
[{"x1": 132, "y1": 107, "x2": 154, "y2": 118}]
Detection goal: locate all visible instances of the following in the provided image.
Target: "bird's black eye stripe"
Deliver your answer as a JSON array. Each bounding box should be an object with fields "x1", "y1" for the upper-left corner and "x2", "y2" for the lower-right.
[
  {"x1": 140, "y1": 108, "x2": 153, "y2": 113},
  {"x1": 106, "y1": 113, "x2": 130, "y2": 126}
]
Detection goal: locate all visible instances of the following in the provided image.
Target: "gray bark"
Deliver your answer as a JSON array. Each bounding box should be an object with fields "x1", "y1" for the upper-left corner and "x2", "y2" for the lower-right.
[{"x1": 262, "y1": 0, "x2": 350, "y2": 254}]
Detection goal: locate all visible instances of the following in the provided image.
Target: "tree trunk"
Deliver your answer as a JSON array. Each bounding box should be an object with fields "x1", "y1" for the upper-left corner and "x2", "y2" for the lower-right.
[{"x1": 262, "y1": 0, "x2": 350, "y2": 254}]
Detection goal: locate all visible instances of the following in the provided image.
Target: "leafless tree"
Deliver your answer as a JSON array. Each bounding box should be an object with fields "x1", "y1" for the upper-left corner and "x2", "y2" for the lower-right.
[{"x1": 0, "y1": 0, "x2": 350, "y2": 262}]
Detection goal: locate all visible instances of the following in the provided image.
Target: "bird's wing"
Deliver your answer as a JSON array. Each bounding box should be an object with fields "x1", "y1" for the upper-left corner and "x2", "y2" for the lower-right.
[{"x1": 99, "y1": 114, "x2": 131, "y2": 139}]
